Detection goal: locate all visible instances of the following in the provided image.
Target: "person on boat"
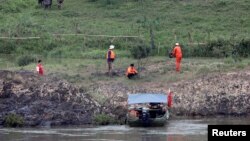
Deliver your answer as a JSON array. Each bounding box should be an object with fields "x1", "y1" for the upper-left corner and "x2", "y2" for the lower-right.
[
  {"x1": 149, "y1": 103, "x2": 164, "y2": 110},
  {"x1": 128, "y1": 105, "x2": 139, "y2": 117}
]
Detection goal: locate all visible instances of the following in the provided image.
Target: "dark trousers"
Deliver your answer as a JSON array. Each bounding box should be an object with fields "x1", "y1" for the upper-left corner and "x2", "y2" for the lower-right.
[
  {"x1": 38, "y1": 0, "x2": 43, "y2": 5},
  {"x1": 127, "y1": 73, "x2": 137, "y2": 79}
]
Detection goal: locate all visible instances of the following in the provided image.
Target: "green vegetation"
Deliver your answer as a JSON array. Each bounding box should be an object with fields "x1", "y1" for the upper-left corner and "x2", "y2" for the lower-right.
[
  {"x1": 0, "y1": 0, "x2": 249, "y2": 58},
  {"x1": 93, "y1": 114, "x2": 115, "y2": 125},
  {"x1": 0, "y1": 0, "x2": 250, "y2": 97},
  {"x1": 188, "y1": 39, "x2": 250, "y2": 58},
  {"x1": 130, "y1": 43, "x2": 151, "y2": 59},
  {"x1": 2, "y1": 56, "x2": 250, "y2": 88},
  {"x1": 17, "y1": 55, "x2": 36, "y2": 66},
  {"x1": 3, "y1": 114, "x2": 24, "y2": 127}
]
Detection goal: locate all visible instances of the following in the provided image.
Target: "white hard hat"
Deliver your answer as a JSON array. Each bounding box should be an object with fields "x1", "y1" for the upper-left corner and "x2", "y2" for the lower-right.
[
  {"x1": 175, "y1": 43, "x2": 179, "y2": 46},
  {"x1": 109, "y1": 45, "x2": 115, "y2": 49}
]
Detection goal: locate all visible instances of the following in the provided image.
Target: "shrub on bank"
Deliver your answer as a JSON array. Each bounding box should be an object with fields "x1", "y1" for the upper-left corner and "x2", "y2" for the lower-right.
[
  {"x1": 93, "y1": 114, "x2": 115, "y2": 125},
  {"x1": 3, "y1": 114, "x2": 24, "y2": 127}
]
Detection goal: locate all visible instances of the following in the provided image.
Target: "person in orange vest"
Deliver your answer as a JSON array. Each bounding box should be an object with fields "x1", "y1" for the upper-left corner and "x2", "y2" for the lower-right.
[
  {"x1": 126, "y1": 64, "x2": 138, "y2": 79},
  {"x1": 106, "y1": 45, "x2": 116, "y2": 75},
  {"x1": 172, "y1": 43, "x2": 183, "y2": 72},
  {"x1": 36, "y1": 60, "x2": 44, "y2": 76}
]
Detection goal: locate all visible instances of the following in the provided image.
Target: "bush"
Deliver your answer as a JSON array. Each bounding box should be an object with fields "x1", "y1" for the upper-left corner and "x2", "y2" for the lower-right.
[
  {"x1": 190, "y1": 39, "x2": 232, "y2": 57},
  {"x1": 205, "y1": 39, "x2": 231, "y2": 57},
  {"x1": 235, "y1": 39, "x2": 250, "y2": 57},
  {"x1": 17, "y1": 55, "x2": 36, "y2": 66},
  {"x1": 3, "y1": 114, "x2": 24, "y2": 127},
  {"x1": 130, "y1": 43, "x2": 151, "y2": 59},
  {"x1": 190, "y1": 38, "x2": 250, "y2": 58},
  {"x1": 93, "y1": 114, "x2": 114, "y2": 125}
]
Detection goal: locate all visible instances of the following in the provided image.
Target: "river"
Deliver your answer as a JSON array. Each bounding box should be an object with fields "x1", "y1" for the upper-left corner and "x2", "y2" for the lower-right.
[{"x1": 0, "y1": 117, "x2": 249, "y2": 141}]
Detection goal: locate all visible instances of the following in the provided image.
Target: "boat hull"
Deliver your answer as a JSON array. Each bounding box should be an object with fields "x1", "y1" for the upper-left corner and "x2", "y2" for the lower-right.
[{"x1": 126, "y1": 110, "x2": 169, "y2": 127}]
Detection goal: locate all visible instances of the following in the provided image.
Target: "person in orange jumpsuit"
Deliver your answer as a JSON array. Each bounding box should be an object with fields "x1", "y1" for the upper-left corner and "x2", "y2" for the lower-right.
[
  {"x1": 172, "y1": 43, "x2": 182, "y2": 72},
  {"x1": 126, "y1": 64, "x2": 138, "y2": 79},
  {"x1": 36, "y1": 60, "x2": 44, "y2": 75},
  {"x1": 106, "y1": 45, "x2": 116, "y2": 75}
]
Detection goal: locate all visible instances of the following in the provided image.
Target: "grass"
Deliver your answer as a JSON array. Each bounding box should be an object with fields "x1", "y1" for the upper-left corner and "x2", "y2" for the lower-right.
[
  {"x1": 0, "y1": 0, "x2": 250, "y2": 95},
  {"x1": 0, "y1": 0, "x2": 249, "y2": 56},
  {"x1": 1, "y1": 56, "x2": 250, "y2": 88}
]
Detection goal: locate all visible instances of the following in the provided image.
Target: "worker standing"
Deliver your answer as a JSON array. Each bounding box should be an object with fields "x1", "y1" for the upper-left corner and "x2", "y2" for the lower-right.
[
  {"x1": 36, "y1": 60, "x2": 44, "y2": 76},
  {"x1": 106, "y1": 45, "x2": 116, "y2": 75},
  {"x1": 43, "y1": 0, "x2": 51, "y2": 9},
  {"x1": 126, "y1": 64, "x2": 138, "y2": 79},
  {"x1": 172, "y1": 43, "x2": 182, "y2": 72}
]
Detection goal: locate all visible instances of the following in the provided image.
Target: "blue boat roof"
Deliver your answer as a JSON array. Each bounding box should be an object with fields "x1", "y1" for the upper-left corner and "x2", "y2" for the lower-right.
[{"x1": 128, "y1": 93, "x2": 167, "y2": 104}]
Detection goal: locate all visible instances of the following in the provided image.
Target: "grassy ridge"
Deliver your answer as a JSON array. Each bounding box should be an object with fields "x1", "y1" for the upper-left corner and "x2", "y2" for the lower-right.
[{"x1": 0, "y1": 0, "x2": 249, "y2": 57}]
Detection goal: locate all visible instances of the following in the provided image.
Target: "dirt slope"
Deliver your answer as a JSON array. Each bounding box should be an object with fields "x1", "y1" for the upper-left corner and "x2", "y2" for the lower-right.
[
  {"x1": 0, "y1": 70, "x2": 101, "y2": 126},
  {"x1": 0, "y1": 69, "x2": 249, "y2": 126}
]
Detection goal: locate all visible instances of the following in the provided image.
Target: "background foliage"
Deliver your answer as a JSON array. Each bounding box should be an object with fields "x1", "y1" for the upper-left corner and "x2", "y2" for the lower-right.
[{"x1": 0, "y1": 0, "x2": 249, "y2": 60}]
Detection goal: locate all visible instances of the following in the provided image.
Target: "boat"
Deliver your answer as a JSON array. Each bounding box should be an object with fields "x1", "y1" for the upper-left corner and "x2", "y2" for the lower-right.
[{"x1": 126, "y1": 93, "x2": 170, "y2": 127}]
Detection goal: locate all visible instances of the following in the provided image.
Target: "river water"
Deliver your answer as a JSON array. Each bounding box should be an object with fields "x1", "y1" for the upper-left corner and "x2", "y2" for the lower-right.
[{"x1": 0, "y1": 117, "x2": 249, "y2": 141}]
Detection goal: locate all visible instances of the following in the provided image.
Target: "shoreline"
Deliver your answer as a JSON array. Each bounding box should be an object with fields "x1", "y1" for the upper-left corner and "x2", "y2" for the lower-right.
[{"x1": 0, "y1": 69, "x2": 250, "y2": 127}]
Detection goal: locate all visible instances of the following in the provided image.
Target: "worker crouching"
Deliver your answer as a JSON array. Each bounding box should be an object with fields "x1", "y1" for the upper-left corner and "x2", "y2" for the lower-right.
[{"x1": 126, "y1": 64, "x2": 138, "y2": 79}]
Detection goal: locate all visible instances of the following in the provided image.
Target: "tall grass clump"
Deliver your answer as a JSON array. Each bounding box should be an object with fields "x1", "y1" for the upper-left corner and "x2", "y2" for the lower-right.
[{"x1": 17, "y1": 55, "x2": 36, "y2": 66}]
